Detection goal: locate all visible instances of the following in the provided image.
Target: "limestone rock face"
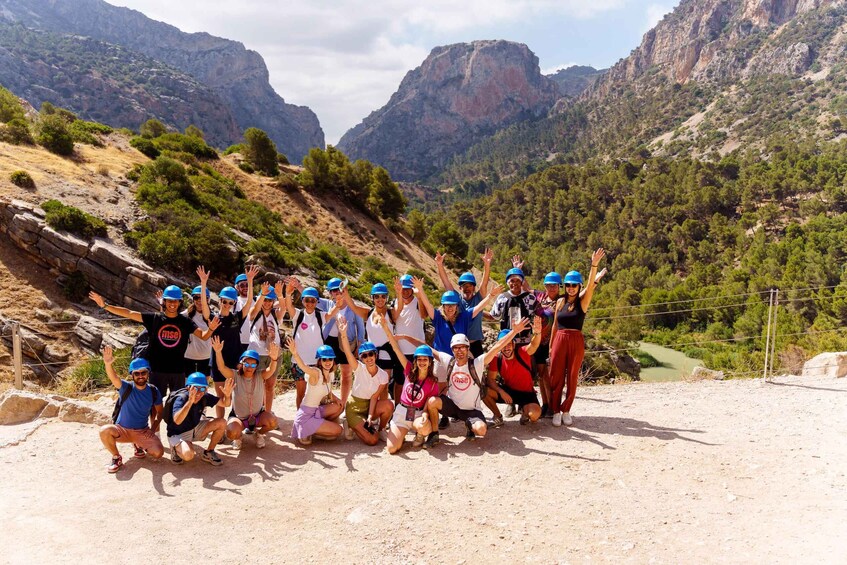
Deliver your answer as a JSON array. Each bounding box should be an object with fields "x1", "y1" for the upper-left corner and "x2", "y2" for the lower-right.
[
  {"x1": 546, "y1": 66, "x2": 607, "y2": 98},
  {"x1": 802, "y1": 352, "x2": 847, "y2": 378},
  {"x1": 0, "y1": 0, "x2": 324, "y2": 160},
  {"x1": 337, "y1": 40, "x2": 561, "y2": 181},
  {"x1": 0, "y1": 390, "x2": 48, "y2": 425}
]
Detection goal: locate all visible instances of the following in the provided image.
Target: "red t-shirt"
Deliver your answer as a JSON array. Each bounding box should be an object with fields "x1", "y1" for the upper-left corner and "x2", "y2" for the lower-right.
[{"x1": 488, "y1": 346, "x2": 534, "y2": 392}]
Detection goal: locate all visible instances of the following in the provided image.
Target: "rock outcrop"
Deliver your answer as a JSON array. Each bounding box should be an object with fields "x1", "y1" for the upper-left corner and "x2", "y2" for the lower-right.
[
  {"x1": 802, "y1": 352, "x2": 847, "y2": 378},
  {"x1": 0, "y1": 389, "x2": 110, "y2": 426},
  {"x1": 337, "y1": 40, "x2": 561, "y2": 181},
  {"x1": 546, "y1": 65, "x2": 607, "y2": 98},
  {"x1": 0, "y1": 0, "x2": 324, "y2": 161}
]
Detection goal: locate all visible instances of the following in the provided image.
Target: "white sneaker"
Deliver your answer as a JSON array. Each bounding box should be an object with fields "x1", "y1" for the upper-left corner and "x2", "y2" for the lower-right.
[
  {"x1": 552, "y1": 413, "x2": 562, "y2": 427},
  {"x1": 562, "y1": 412, "x2": 573, "y2": 426},
  {"x1": 343, "y1": 419, "x2": 354, "y2": 440},
  {"x1": 232, "y1": 438, "x2": 243, "y2": 450},
  {"x1": 299, "y1": 435, "x2": 313, "y2": 446},
  {"x1": 256, "y1": 433, "x2": 266, "y2": 449}
]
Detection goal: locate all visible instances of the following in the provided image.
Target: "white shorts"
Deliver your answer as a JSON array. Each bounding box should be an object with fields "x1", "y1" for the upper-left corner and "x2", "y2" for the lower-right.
[
  {"x1": 390, "y1": 406, "x2": 423, "y2": 431},
  {"x1": 167, "y1": 418, "x2": 213, "y2": 447}
]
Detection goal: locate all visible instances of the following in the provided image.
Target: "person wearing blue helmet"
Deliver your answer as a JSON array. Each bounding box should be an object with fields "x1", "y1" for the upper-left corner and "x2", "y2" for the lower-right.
[
  {"x1": 391, "y1": 275, "x2": 431, "y2": 402},
  {"x1": 336, "y1": 316, "x2": 394, "y2": 445},
  {"x1": 214, "y1": 341, "x2": 281, "y2": 450},
  {"x1": 283, "y1": 280, "x2": 342, "y2": 410},
  {"x1": 435, "y1": 247, "x2": 494, "y2": 358},
  {"x1": 287, "y1": 338, "x2": 343, "y2": 446},
  {"x1": 182, "y1": 266, "x2": 215, "y2": 378},
  {"x1": 530, "y1": 271, "x2": 564, "y2": 418},
  {"x1": 165, "y1": 371, "x2": 232, "y2": 466},
  {"x1": 98, "y1": 346, "x2": 164, "y2": 473},
  {"x1": 89, "y1": 284, "x2": 219, "y2": 425},
  {"x1": 490, "y1": 261, "x2": 539, "y2": 348},
  {"x1": 232, "y1": 265, "x2": 259, "y2": 349},
  {"x1": 549, "y1": 248, "x2": 606, "y2": 427},
  {"x1": 423, "y1": 285, "x2": 500, "y2": 356},
  {"x1": 319, "y1": 276, "x2": 365, "y2": 409},
  {"x1": 244, "y1": 280, "x2": 285, "y2": 415},
  {"x1": 210, "y1": 279, "x2": 255, "y2": 422}
]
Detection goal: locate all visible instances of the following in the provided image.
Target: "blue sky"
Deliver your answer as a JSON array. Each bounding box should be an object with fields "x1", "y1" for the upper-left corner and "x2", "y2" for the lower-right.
[{"x1": 107, "y1": 1, "x2": 680, "y2": 144}]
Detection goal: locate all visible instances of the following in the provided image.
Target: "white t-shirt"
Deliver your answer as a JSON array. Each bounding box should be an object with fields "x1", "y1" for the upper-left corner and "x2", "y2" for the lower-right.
[
  {"x1": 394, "y1": 297, "x2": 426, "y2": 355},
  {"x1": 350, "y1": 363, "x2": 389, "y2": 399},
  {"x1": 293, "y1": 308, "x2": 324, "y2": 365},
  {"x1": 182, "y1": 309, "x2": 211, "y2": 361},
  {"x1": 302, "y1": 373, "x2": 333, "y2": 408},
  {"x1": 365, "y1": 310, "x2": 394, "y2": 361},
  {"x1": 237, "y1": 295, "x2": 249, "y2": 344},
  {"x1": 244, "y1": 309, "x2": 280, "y2": 356},
  {"x1": 434, "y1": 351, "x2": 485, "y2": 411}
]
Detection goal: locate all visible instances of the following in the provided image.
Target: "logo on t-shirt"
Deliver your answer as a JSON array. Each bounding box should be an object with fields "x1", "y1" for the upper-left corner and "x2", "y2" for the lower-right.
[
  {"x1": 300, "y1": 322, "x2": 308, "y2": 330},
  {"x1": 158, "y1": 324, "x2": 183, "y2": 348},
  {"x1": 451, "y1": 371, "x2": 471, "y2": 391},
  {"x1": 404, "y1": 382, "x2": 424, "y2": 403}
]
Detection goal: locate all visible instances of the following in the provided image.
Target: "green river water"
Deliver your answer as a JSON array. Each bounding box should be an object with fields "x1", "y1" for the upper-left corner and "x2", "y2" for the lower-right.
[{"x1": 637, "y1": 341, "x2": 704, "y2": 382}]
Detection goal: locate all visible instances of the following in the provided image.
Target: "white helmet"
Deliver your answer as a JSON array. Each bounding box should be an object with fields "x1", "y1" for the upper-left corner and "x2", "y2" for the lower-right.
[{"x1": 450, "y1": 333, "x2": 470, "y2": 348}]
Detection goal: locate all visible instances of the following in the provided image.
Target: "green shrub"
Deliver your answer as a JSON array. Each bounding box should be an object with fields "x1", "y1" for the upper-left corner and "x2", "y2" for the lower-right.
[
  {"x1": 62, "y1": 270, "x2": 90, "y2": 302},
  {"x1": 278, "y1": 152, "x2": 289, "y2": 165},
  {"x1": 58, "y1": 347, "x2": 131, "y2": 395},
  {"x1": 37, "y1": 114, "x2": 74, "y2": 155},
  {"x1": 184, "y1": 125, "x2": 205, "y2": 139},
  {"x1": 223, "y1": 144, "x2": 243, "y2": 155},
  {"x1": 0, "y1": 86, "x2": 25, "y2": 123},
  {"x1": 0, "y1": 118, "x2": 34, "y2": 144},
  {"x1": 137, "y1": 229, "x2": 190, "y2": 269},
  {"x1": 68, "y1": 121, "x2": 102, "y2": 147},
  {"x1": 238, "y1": 161, "x2": 255, "y2": 174},
  {"x1": 633, "y1": 350, "x2": 663, "y2": 368},
  {"x1": 72, "y1": 120, "x2": 113, "y2": 135},
  {"x1": 130, "y1": 136, "x2": 160, "y2": 159},
  {"x1": 140, "y1": 118, "x2": 167, "y2": 139},
  {"x1": 153, "y1": 133, "x2": 217, "y2": 159},
  {"x1": 243, "y1": 127, "x2": 279, "y2": 176},
  {"x1": 41, "y1": 199, "x2": 108, "y2": 239},
  {"x1": 10, "y1": 170, "x2": 35, "y2": 189}
]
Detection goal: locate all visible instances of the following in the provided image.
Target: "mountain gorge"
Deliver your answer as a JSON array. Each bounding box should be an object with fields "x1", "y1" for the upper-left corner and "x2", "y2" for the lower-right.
[{"x1": 0, "y1": 0, "x2": 324, "y2": 161}]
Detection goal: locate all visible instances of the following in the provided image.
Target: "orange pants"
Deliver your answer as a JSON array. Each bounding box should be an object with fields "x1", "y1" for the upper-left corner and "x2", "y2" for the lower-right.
[{"x1": 548, "y1": 329, "x2": 584, "y2": 414}]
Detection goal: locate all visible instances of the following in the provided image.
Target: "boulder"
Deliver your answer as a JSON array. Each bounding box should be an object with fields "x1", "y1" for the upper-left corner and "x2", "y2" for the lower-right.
[
  {"x1": 74, "y1": 315, "x2": 108, "y2": 351},
  {"x1": 0, "y1": 390, "x2": 48, "y2": 424},
  {"x1": 36, "y1": 236, "x2": 81, "y2": 272},
  {"x1": 102, "y1": 328, "x2": 138, "y2": 351},
  {"x1": 39, "y1": 226, "x2": 90, "y2": 257},
  {"x1": 88, "y1": 240, "x2": 136, "y2": 276},
  {"x1": 802, "y1": 352, "x2": 847, "y2": 378},
  {"x1": 125, "y1": 266, "x2": 166, "y2": 288},
  {"x1": 57, "y1": 401, "x2": 110, "y2": 426},
  {"x1": 42, "y1": 344, "x2": 71, "y2": 365},
  {"x1": 77, "y1": 258, "x2": 122, "y2": 301},
  {"x1": 691, "y1": 366, "x2": 726, "y2": 380},
  {"x1": 39, "y1": 402, "x2": 60, "y2": 419},
  {"x1": 10, "y1": 212, "x2": 46, "y2": 238}
]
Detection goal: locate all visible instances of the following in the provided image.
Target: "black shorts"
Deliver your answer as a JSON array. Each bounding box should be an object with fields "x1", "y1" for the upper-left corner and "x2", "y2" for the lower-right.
[
  {"x1": 149, "y1": 371, "x2": 184, "y2": 398},
  {"x1": 183, "y1": 358, "x2": 210, "y2": 378},
  {"x1": 437, "y1": 395, "x2": 485, "y2": 427},
  {"x1": 494, "y1": 384, "x2": 539, "y2": 409},
  {"x1": 469, "y1": 340, "x2": 484, "y2": 359},
  {"x1": 324, "y1": 336, "x2": 349, "y2": 366},
  {"x1": 532, "y1": 344, "x2": 549, "y2": 365}
]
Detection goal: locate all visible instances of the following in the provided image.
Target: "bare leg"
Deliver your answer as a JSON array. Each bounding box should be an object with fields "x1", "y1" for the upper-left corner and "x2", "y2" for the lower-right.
[
  {"x1": 176, "y1": 440, "x2": 196, "y2": 461},
  {"x1": 226, "y1": 418, "x2": 244, "y2": 441},
  {"x1": 213, "y1": 383, "x2": 226, "y2": 419},
  {"x1": 483, "y1": 388, "x2": 502, "y2": 419},
  {"x1": 376, "y1": 399, "x2": 394, "y2": 430},
  {"x1": 265, "y1": 376, "x2": 278, "y2": 413},
  {"x1": 386, "y1": 423, "x2": 408, "y2": 454},
  {"x1": 295, "y1": 379, "x2": 305, "y2": 410},
  {"x1": 314, "y1": 420, "x2": 343, "y2": 440},
  {"x1": 352, "y1": 422, "x2": 379, "y2": 446},
  {"x1": 206, "y1": 417, "x2": 226, "y2": 450},
  {"x1": 323, "y1": 402, "x2": 343, "y2": 421},
  {"x1": 538, "y1": 362, "x2": 550, "y2": 409},
  {"x1": 256, "y1": 411, "x2": 278, "y2": 434},
  {"x1": 99, "y1": 425, "x2": 120, "y2": 457}
]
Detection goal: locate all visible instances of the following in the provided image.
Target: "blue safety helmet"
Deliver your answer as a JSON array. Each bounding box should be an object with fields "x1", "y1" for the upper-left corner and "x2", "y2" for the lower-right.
[
  {"x1": 162, "y1": 285, "x2": 183, "y2": 301},
  {"x1": 235, "y1": 274, "x2": 248, "y2": 284},
  {"x1": 302, "y1": 287, "x2": 320, "y2": 300},
  {"x1": 543, "y1": 272, "x2": 563, "y2": 286},
  {"x1": 219, "y1": 286, "x2": 238, "y2": 301},
  {"x1": 260, "y1": 287, "x2": 277, "y2": 301},
  {"x1": 413, "y1": 345, "x2": 434, "y2": 358},
  {"x1": 315, "y1": 345, "x2": 336, "y2": 360},
  {"x1": 191, "y1": 285, "x2": 211, "y2": 298},
  {"x1": 440, "y1": 290, "x2": 461, "y2": 305},
  {"x1": 497, "y1": 329, "x2": 513, "y2": 341},
  {"x1": 128, "y1": 358, "x2": 151, "y2": 373},
  {"x1": 358, "y1": 342, "x2": 378, "y2": 356},
  {"x1": 458, "y1": 272, "x2": 477, "y2": 286},
  {"x1": 564, "y1": 271, "x2": 584, "y2": 285},
  {"x1": 186, "y1": 372, "x2": 208, "y2": 388},
  {"x1": 240, "y1": 349, "x2": 261, "y2": 362},
  {"x1": 370, "y1": 283, "x2": 389, "y2": 296},
  {"x1": 400, "y1": 274, "x2": 414, "y2": 289},
  {"x1": 506, "y1": 268, "x2": 525, "y2": 282},
  {"x1": 327, "y1": 277, "x2": 343, "y2": 291}
]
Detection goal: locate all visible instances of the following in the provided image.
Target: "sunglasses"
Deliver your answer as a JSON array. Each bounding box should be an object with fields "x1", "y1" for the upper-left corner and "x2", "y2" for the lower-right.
[
  {"x1": 372, "y1": 294, "x2": 388, "y2": 299},
  {"x1": 236, "y1": 282, "x2": 248, "y2": 288},
  {"x1": 359, "y1": 351, "x2": 376, "y2": 359},
  {"x1": 220, "y1": 299, "x2": 235, "y2": 306},
  {"x1": 242, "y1": 361, "x2": 258, "y2": 368},
  {"x1": 191, "y1": 386, "x2": 207, "y2": 393},
  {"x1": 564, "y1": 283, "x2": 579, "y2": 288},
  {"x1": 192, "y1": 295, "x2": 202, "y2": 300},
  {"x1": 131, "y1": 370, "x2": 149, "y2": 377},
  {"x1": 303, "y1": 298, "x2": 317, "y2": 304},
  {"x1": 329, "y1": 289, "x2": 341, "y2": 294}
]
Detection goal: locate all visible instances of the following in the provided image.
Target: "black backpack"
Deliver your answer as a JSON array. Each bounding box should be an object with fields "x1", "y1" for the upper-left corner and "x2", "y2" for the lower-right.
[
  {"x1": 496, "y1": 350, "x2": 536, "y2": 385},
  {"x1": 131, "y1": 329, "x2": 150, "y2": 360},
  {"x1": 162, "y1": 388, "x2": 191, "y2": 426},
  {"x1": 446, "y1": 358, "x2": 487, "y2": 400},
  {"x1": 292, "y1": 309, "x2": 325, "y2": 341},
  {"x1": 112, "y1": 382, "x2": 161, "y2": 424}
]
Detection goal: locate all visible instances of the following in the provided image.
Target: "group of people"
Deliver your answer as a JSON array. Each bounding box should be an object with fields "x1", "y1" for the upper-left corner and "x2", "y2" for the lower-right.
[{"x1": 92, "y1": 247, "x2": 606, "y2": 473}]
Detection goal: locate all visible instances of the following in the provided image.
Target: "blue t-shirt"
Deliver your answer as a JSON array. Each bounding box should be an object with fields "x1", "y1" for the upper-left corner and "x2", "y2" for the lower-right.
[
  {"x1": 166, "y1": 391, "x2": 220, "y2": 437},
  {"x1": 462, "y1": 292, "x2": 483, "y2": 341},
  {"x1": 115, "y1": 381, "x2": 162, "y2": 429},
  {"x1": 432, "y1": 308, "x2": 473, "y2": 354}
]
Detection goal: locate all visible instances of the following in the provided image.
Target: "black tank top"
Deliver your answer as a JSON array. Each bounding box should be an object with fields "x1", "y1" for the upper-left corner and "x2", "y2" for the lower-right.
[{"x1": 556, "y1": 298, "x2": 585, "y2": 331}]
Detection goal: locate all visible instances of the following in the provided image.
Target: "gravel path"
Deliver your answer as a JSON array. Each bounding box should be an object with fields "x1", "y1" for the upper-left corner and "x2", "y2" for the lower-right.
[{"x1": 1, "y1": 374, "x2": 845, "y2": 564}]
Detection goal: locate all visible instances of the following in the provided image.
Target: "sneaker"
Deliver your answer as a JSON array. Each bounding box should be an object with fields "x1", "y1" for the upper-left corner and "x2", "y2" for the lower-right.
[
  {"x1": 412, "y1": 433, "x2": 426, "y2": 448},
  {"x1": 343, "y1": 419, "x2": 354, "y2": 440},
  {"x1": 232, "y1": 438, "x2": 243, "y2": 451},
  {"x1": 133, "y1": 444, "x2": 146, "y2": 458},
  {"x1": 552, "y1": 413, "x2": 562, "y2": 427},
  {"x1": 171, "y1": 450, "x2": 184, "y2": 465},
  {"x1": 299, "y1": 435, "x2": 313, "y2": 446},
  {"x1": 562, "y1": 412, "x2": 574, "y2": 426},
  {"x1": 438, "y1": 414, "x2": 449, "y2": 430},
  {"x1": 423, "y1": 432, "x2": 440, "y2": 449},
  {"x1": 256, "y1": 433, "x2": 267, "y2": 449},
  {"x1": 519, "y1": 414, "x2": 530, "y2": 425},
  {"x1": 244, "y1": 428, "x2": 254, "y2": 435},
  {"x1": 201, "y1": 449, "x2": 222, "y2": 466},
  {"x1": 465, "y1": 428, "x2": 476, "y2": 441},
  {"x1": 218, "y1": 434, "x2": 232, "y2": 446},
  {"x1": 107, "y1": 455, "x2": 123, "y2": 473},
  {"x1": 491, "y1": 416, "x2": 504, "y2": 428},
  {"x1": 504, "y1": 405, "x2": 517, "y2": 418}
]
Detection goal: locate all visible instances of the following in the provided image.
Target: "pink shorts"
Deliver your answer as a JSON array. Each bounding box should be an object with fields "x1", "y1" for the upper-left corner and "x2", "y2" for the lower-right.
[{"x1": 113, "y1": 426, "x2": 163, "y2": 452}]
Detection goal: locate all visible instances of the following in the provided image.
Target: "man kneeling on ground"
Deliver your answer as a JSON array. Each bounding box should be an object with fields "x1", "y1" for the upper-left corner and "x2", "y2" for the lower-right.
[
  {"x1": 166, "y1": 372, "x2": 232, "y2": 466},
  {"x1": 99, "y1": 346, "x2": 164, "y2": 473},
  {"x1": 484, "y1": 317, "x2": 543, "y2": 427}
]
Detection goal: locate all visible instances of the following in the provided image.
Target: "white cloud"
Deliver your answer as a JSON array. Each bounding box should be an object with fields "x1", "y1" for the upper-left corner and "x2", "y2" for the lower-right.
[{"x1": 106, "y1": 0, "x2": 631, "y2": 144}]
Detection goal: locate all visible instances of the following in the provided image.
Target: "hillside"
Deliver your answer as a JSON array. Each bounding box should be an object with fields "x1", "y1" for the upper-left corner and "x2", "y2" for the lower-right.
[
  {"x1": 546, "y1": 65, "x2": 606, "y2": 97},
  {"x1": 0, "y1": 0, "x2": 324, "y2": 161}
]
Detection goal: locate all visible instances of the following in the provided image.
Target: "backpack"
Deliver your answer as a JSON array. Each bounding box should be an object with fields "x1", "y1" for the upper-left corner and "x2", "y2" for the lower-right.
[
  {"x1": 162, "y1": 388, "x2": 191, "y2": 426},
  {"x1": 131, "y1": 329, "x2": 150, "y2": 360},
  {"x1": 496, "y1": 349, "x2": 534, "y2": 379},
  {"x1": 112, "y1": 382, "x2": 161, "y2": 424},
  {"x1": 292, "y1": 309, "x2": 324, "y2": 342},
  {"x1": 499, "y1": 293, "x2": 532, "y2": 330},
  {"x1": 446, "y1": 358, "x2": 487, "y2": 400}
]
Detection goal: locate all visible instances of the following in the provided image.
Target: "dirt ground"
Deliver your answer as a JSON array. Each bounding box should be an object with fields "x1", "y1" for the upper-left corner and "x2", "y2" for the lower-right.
[{"x1": 1, "y1": 373, "x2": 845, "y2": 564}]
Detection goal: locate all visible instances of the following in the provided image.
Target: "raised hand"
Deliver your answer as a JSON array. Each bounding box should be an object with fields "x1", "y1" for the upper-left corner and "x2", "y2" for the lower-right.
[
  {"x1": 337, "y1": 316, "x2": 348, "y2": 334},
  {"x1": 268, "y1": 342, "x2": 280, "y2": 362},
  {"x1": 188, "y1": 386, "x2": 204, "y2": 403},
  {"x1": 211, "y1": 335, "x2": 224, "y2": 353},
  {"x1": 196, "y1": 265, "x2": 210, "y2": 286},
  {"x1": 591, "y1": 247, "x2": 606, "y2": 266},
  {"x1": 89, "y1": 291, "x2": 105, "y2": 308},
  {"x1": 393, "y1": 276, "x2": 402, "y2": 296},
  {"x1": 532, "y1": 316, "x2": 543, "y2": 334},
  {"x1": 434, "y1": 252, "x2": 445, "y2": 267},
  {"x1": 487, "y1": 283, "x2": 503, "y2": 298},
  {"x1": 245, "y1": 264, "x2": 260, "y2": 281},
  {"x1": 373, "y1": 313, "x2": 386, "y2": 327},
  {"x1": 482, "y1": 247, "x2": 493, "y2": 265},
  {"x1": 412, "y1": 276, "x2": 425, "y2": 292},
  {"x1": 207, "y1": 315, "x2": 221, "y2": 331},
  {"x1": 285, "y1": 336, "x2": 296, "y2": 353},
  {"x1": 155, "y1": 289, "x2": 163, "y2": 304},
  {"x1": 260, "y1": 281, "x2": 271, "y2": 296},
  {"x1": 513, "y1": 316, "x2": 531, "y2": 334},
  {"x1": 102, "y1": 344, "x2": 113, "y2": 365},
  {"x1": 284, "y1": 277, "x2": 297, "y2": 294},
  {"x1": 274, "y1": 280, "x2": 284, "y2": 300},
  {"x1": 511, "y1": 254, "x2": 524, "y2": 270},
  {"x1": 223, "y1": 376, "x2": 235, "y2": 397}
]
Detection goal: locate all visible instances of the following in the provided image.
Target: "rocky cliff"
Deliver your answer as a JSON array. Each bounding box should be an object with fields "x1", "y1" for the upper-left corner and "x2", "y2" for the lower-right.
[
  {"x1": 0, "y1": 0, "x2": 324, "y2": 161},
  {"x1": 546, "y1": 65, "x2": 607, "y2": 98},
  {"x1": 336, "y1": 40, "x2": 561, "y2": 181}
]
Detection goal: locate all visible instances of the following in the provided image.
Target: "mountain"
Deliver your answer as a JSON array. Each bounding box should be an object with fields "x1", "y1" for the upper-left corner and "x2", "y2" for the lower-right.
[
  {"x1": 0, "y1": 0, "x2": 324, "y2": 161},
  {"x1": 546, "y1": 65, "x2": 606, "y2": 98},
  {"x1": 438, "y1": 0, "x2": 847, "y2": 191},
  {"x1": 337, "y1": 40, "x2": 561, "y2": 182}
]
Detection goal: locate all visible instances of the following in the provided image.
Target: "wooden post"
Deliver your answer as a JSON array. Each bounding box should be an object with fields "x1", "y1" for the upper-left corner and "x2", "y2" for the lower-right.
[
  {"x1": 762, "y1": 289, "x2": 774, "y2": 381},
  {"x1": 12, "y1": 322, "x2": 23, "y2": 389},
  {"x1": 769, "y1": 289, "x2": 779, "y2": 379}
]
